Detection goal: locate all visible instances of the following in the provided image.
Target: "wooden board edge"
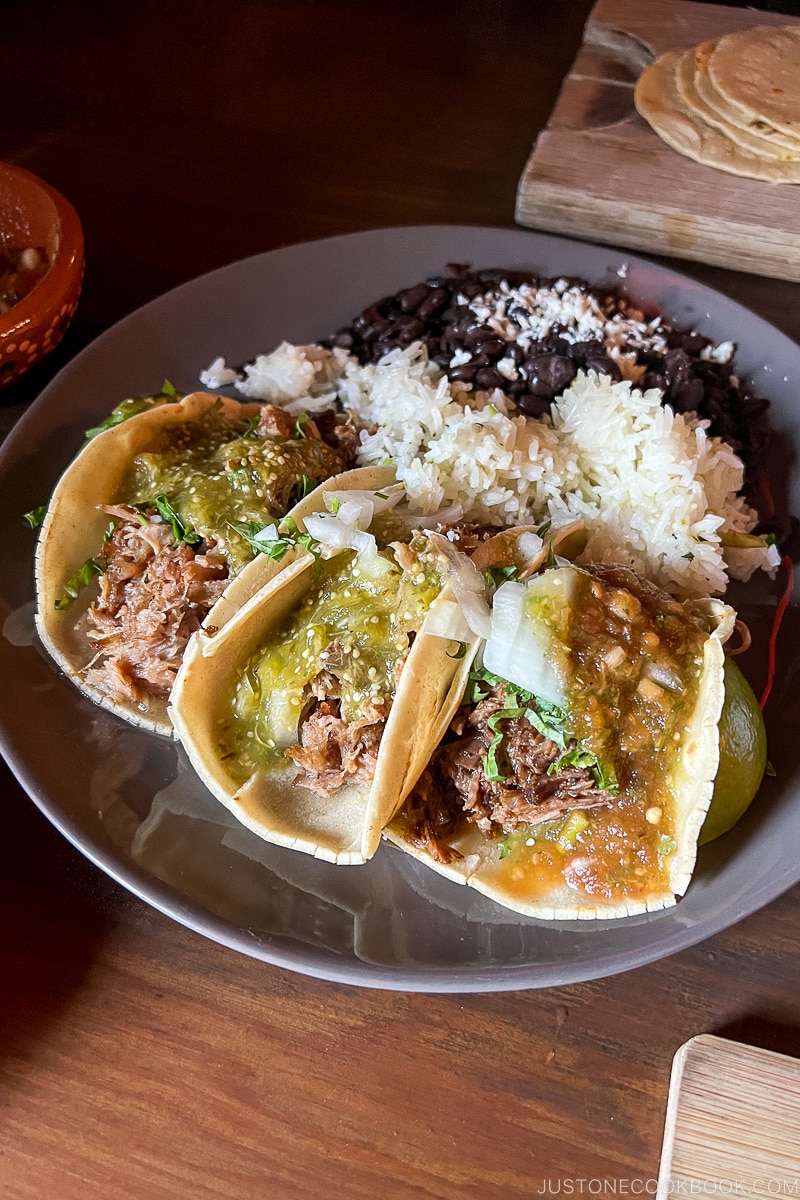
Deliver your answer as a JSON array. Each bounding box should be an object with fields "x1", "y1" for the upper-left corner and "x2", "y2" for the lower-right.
[{"x1": 515, "y1": 176, "x2": 800, "y2": 283}]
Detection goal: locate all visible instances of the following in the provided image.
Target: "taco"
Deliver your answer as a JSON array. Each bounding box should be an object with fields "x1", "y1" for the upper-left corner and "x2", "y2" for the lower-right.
[
  {"x1": 34, "y1": 389, "x2": 363, "y2": 735},
  {"x1": 166, "y1": 477, "x2": 523, "y2": 863},
  {"x1": 386, "y1": 562, "x2": 737, "y2": 918}
]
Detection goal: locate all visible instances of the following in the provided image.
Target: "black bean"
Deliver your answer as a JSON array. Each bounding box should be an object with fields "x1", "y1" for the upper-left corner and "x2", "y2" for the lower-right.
[
  {"x1": 680, "y1": 333, "x2": 711, "y2": 356},
  {"x1": 450, "y1": 363, "x2": 478, "y2": 383},
  {"x1": 475, "y1": 368, "x2": 505, "y2": 390},
  {"x1": 568, "y1": 339, "x2": 604, "y2": 365},
  {"x1": 670, "y1": 378, "x2": 704, "y2": 412},
  {"x1": 643, "y1": 371, "x2": 666, "y2": 392},
  {"x1": 392, "y1": 316, "x2": 426, "y2": 345},
  {"x1": 584, "y1": 355, "x2": 622, "y2": 381},
  {"x1": 332, "y1": 330, "x2": 354, "y2": 348},
  {"x1": 417, "y1": 287, "x2": 448, "y2": 320},
  {"x1": 517, "y1": 393, "x2": 554, "y2": 418},
  {"x1": 522, "y1": 353, "x2": 577, "y2": 396},
  {"x1": 472, "y1": 336, "x2": 506, "y2": 359},
  {"x1": 464, "y1": 324, "x2": 495, "y2": 347},
  {"x1": 354, "y1": 309, "x2": 391, "y2": 341},
  {"x1": 396, "y1": 283, "x2": 431, "y2": 313},
  {"x1": 663, "y1": 348, "x2": 693, "y2": 388}
]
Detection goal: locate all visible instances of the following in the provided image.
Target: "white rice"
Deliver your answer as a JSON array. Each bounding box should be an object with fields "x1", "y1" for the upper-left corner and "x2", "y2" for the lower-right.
[{"x1": 200, "y1": 341, "x2": 779, "y2": 596}]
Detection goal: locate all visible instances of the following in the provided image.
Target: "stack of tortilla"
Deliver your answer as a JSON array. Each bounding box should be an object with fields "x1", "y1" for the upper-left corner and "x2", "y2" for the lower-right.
[{"x1": 634, "y1": 25, "x2": 800, "y2": 183}]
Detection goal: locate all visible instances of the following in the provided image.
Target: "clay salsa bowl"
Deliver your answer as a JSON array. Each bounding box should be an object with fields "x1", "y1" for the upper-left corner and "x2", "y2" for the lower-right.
[{"x1": 0, "y1": 163, "x2": 84, "y2": 388}]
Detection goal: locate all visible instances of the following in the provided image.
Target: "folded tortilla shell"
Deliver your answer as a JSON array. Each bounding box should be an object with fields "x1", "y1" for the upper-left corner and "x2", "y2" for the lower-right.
[
  {"x1": 386, "y1": 583, "x2": 732, "y2": 920},
  {"x1": 34, "y1": 391, "x2": 382, "y2": 736},
  {"x1": 169, "y1": 547, "x2": 480, "y2": 864}
]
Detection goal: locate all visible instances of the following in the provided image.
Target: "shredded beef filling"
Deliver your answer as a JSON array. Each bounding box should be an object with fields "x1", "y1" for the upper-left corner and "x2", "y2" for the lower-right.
[
  {"x1": 286, "y1": 666, "x2": 387, "y2": 794},
  {"x1": 256, "y1": 404, "x2": 359, "y2": 470},
  {"x1": 83, "y1": 506, "x2": 229, "y2": 704},
  {"x1": 404, "y1": 683, "x2": 612, "y2": 864}
]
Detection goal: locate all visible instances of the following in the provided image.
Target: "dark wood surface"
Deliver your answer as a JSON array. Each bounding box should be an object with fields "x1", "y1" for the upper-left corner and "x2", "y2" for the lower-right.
[{"x1": 2, "y1": 3, "x2": 799, "y2": 1196}]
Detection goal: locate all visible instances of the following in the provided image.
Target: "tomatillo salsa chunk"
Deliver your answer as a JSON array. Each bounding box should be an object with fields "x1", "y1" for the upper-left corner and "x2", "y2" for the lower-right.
[
  {"x1": 219, "y1": 536, "x2": 447, "y2": 785},
  {"x1": 127, "y1": 408, "x2": 347, "y2": 570}
]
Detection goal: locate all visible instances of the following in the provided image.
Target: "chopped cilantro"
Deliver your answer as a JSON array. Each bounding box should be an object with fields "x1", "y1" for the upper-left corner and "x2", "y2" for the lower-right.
[
  {"x1": 150, "y1": 495, "x2": 201, "y2": 546},
  {"x1": 483, "y1": 729, "x2": 506, "y2": 782},
  {"x1": 55, "y1": 558, "x2": 103, "y2": 610},
  {"x1": 656, "y1": 834, "x2": 678, "y2": 857},
  {"x1": 447, "y1": 641, "x2": 468, "y2": 660},
  {"x1": 290, "y1": 475, "x2": 318, "y2": 505},
  {"x1": 497, "y1": 841, "x2": 511, "y2": 860},
  {"x1": 485, "y1": 564, "x2": 518, "y2": 587},
  {"x1": 229, "y1": 519, "x2": 321, "y2": 579},
  {"x1": 83, "y1": 382, "x2": 181, "y2": 441},
  {"x1": 133, "y1": 497, "x2": 200, "y2": 546},
  {"x1": 23, "y1": 504, "x2": 48, "y2": 529},
  {"x1": 294, "y1": 412, "x2": 309, "y2": 439},
  {"x1": 241, "y1": 414, "x2": 261, "y2": 439},
  {"x1": 485, "y1": 404, "x2": 498, "y2": 416},
  {"x1": 328, "y1": 496, "x2": 341, "y2": 514}
]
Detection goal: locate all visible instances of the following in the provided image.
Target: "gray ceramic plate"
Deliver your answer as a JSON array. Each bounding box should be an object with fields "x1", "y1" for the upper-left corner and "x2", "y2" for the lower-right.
[{"x1": 1, "y1": 226, "x2": 798, "y2": 992}]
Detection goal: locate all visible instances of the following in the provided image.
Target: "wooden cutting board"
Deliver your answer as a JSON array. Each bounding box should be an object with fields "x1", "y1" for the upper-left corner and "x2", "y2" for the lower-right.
[
  {"x1": 515, "y1": 0, "x2": 800, "y2": 282},
  {"x1": 659, "y1": 1035, "x2": 800, "y2": 1196}
]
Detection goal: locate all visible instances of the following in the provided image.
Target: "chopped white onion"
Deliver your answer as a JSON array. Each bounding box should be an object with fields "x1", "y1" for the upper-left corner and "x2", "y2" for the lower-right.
[
  {"x1": 425, "y1": 531, "x2": 492, "y2": 640},
  {"x1": 483, "y1": 578, "x2": 567, "y2": 707},
  {"x1": 303, "y1": 512, "x2": 378, "y2": 559},
  {"x1": 252, "y1": 523, "x2": 280, "y2": 546},
  {"x1": 421, "y1": 597, "x2": 474, "y2": 644},
  {"x1": 515, "y1": 531, "x2": 544, "y2": 567},
  {"x1": 323, "y1": 484, "x2": 405, "y2": 530}
]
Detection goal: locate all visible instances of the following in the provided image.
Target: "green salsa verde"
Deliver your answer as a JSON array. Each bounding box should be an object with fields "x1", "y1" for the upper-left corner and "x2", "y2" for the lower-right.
[
  {"x1": 219, "y1": 536, "x2": 447, "y2": 782},
  {"x1": 125, "y1": 409, "x2": 346, "y2": 571}
]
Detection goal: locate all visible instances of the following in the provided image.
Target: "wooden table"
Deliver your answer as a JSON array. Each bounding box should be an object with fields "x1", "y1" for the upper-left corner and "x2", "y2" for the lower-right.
[{"x1": 2, "y1": 3, "x2": 799, "y2": 1196}]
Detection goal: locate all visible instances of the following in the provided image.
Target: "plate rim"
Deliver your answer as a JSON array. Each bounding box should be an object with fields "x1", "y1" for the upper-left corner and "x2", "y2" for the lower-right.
[{"x1": 1, "y1": 222, "x2": 797, "y2": 992}]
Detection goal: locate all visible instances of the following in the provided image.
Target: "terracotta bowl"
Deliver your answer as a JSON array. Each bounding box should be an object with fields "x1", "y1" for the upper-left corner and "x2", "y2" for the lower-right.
[{"x1": 0, "y1": 163, "x2": 84, "y2": 388}]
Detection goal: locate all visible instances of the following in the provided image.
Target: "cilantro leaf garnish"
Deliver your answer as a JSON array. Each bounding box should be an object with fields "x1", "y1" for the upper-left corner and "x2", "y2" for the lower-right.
[
  {"x1": 23, "y1": 505, "x2": 48, "y2": 529},
  {"x1": 241, "y1": 414, "x2": 261, "y2": 439},
  {"x1": 228, "y1": 519, "x2": 321, "y2": 578},
  {"x1": 150, "y1": 495, "x2": 201, "y2": 546},
  {"x1": 447, "y1": 641, "x2": 468, "y2": 660},
  {"x1": 83, "y1": 382, "x2": 181, "y2": 441},
  {"x1": 484, "y1": 564, "x2": 518, "y2": 588},
  {"x1": 484, "y1": 729, "x2": 506, "y2": 782},
  {"x1": 294, "y1": 412, "x2": 309, "y2": 439},
  {"x1": 55, "y1": 558, "x2": 103, "y2": 610},
  {"x1": 290, "y1": 475, "x2": 318, "y2": 505}
]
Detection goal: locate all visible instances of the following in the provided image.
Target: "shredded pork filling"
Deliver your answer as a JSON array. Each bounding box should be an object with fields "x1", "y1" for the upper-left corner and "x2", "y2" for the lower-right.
[
  {"x1": 403, "y1": 683, "x2": 612, "y2": 864},
  {"x1": 286, "y1": 667, "x2": 387, "y2": 794},
  {"x1": 84, "y1": 507, "x2": 229, "y2": 704}
]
